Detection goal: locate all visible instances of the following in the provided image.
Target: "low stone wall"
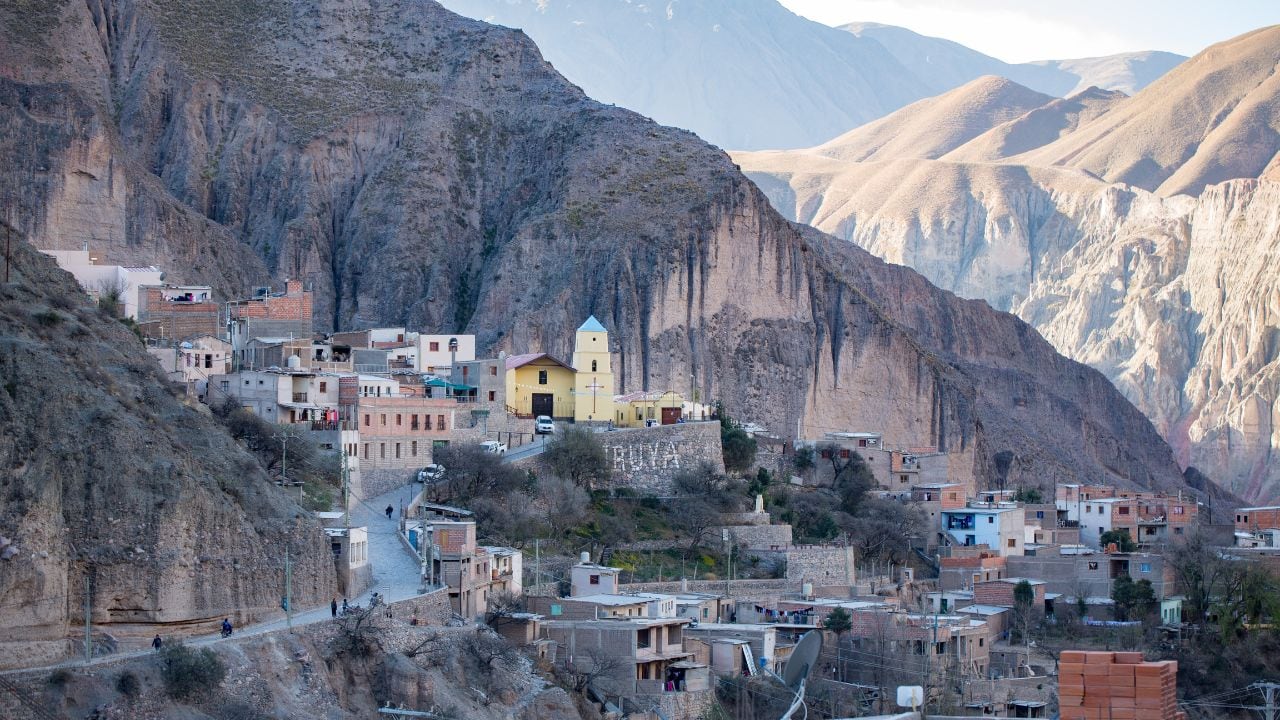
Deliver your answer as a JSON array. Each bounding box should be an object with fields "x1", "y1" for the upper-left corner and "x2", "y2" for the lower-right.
[
  {"x1": 599, "y1": 421, "x2": 724, "y2": 495},
  {"x1": 722, "y1": 524, "x2": 793, "y2": 548},
  {"x1": 618, "y1": 578, "x2": 794, "y2": 600},
  {"x1": 388, "y1": 586, "x2": 452, "y2": 625},
  {"x1": 785, "y1": 545, "x2": 856, "y2": 585},
  {"x1": 358, "y1": 468, "x2": 415, "y2": 501}
]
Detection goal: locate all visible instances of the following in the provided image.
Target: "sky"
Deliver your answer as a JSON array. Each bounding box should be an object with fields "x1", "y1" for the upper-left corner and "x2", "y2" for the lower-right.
[{"x1": 776, "y1": 0, "x2": 1280, "y2": 62}]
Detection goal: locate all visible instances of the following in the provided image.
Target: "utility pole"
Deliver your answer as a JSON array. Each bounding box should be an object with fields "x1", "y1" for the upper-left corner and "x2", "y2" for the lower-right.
[
  {"x1": 83, "y1": 574, "x2": 92, "y2": 665},
  {"x1": 4, "y1": 220, "x2": 11, "y2": 284},
  {"x1": 341, "y1": 448, "x2": 350, "y2": 529},
  {"x1": 1255, "y1": 682, "x2": 1280, "y2": 720},
  {"x1": 284, "y1": 544, "x2": 293, "y2": 632}
]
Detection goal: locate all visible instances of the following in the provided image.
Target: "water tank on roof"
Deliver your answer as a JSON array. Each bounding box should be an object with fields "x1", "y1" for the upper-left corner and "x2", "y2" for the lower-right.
[
  {"x1": 287, "y1": 355, "x2": 301, "y2": 369},
  {"x1": 580, "y1": 551, "x2": 591, "y2": 564}
]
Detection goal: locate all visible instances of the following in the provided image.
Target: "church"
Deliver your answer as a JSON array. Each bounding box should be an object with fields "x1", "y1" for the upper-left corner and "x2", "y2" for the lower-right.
[{"x1": 503, "y1": 316, "x2": 616, "y2": 423}]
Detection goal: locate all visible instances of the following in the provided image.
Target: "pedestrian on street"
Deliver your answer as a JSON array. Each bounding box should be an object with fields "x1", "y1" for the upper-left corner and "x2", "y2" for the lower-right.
[
  {"x1": 342, "y1": 598, "x2": 349, "y2": 614},
  {"x1": 385, "y1": 504, "x2": 393, "y2": 519},
  {"x1": 331, "y1": 597, "x2": 338, "y2": 618},
  {"x1": 152, "y1": 634, "x2": 162, "y2": 652}
]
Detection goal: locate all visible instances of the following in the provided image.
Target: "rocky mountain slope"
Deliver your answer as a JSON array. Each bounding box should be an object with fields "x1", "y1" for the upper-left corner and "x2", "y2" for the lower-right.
[
  {"x1": 0, "y1": 0, "x2": 1221, "y2": 521},
  {"x1": 433, "y1": 0, "x2": 1183, "y2": 150},
  {"x1": 842, "y1": 22, "x2": 1185, "y2": 98},
  {"x1": 735, "y1": 26, "x2": 1280, "y2": 501},
  {"x1": 0, "y1": 240, "x2": 336, "y2": 667}
]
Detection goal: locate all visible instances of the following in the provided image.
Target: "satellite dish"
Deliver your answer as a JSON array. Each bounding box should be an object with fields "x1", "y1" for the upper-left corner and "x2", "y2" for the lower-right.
[{"x1": 781, "y1": 630, "x2": 822, "y2": 692}]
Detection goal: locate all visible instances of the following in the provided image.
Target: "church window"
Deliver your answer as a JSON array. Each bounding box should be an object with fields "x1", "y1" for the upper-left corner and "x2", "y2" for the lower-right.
[
  {"x1": 592, "y1": 360, "x2": 597, "y2": 372},
  {"x1": 538, "y1": 370, "x2": 548, "y2": 385}
]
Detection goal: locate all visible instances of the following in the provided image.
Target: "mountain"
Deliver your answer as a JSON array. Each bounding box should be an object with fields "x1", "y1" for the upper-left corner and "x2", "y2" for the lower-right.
[
  {"x1": 1017, "y1": 25, "x2": 1280, "y2": 197},
  {"x1": 842, "y1": 22, "x2": 1185, "y2": 98},
  {"x1": 434, "y1": 0, "x2": 931, "y2": 150},
  {"x1": 943, "y1": 87, "x2": 1128, "y2": 163},
  {"x1": 735, "y1": 26, "x2": 1280, "y2": 502},
  {"x1": 0, "y1": 0, "x2": 1218, "y2": 527},
  {"x1": 806, "y1": 76, "x2": 1054, "y2": 162},
  {"x1": 0, "y1": 239, "x2": 335, "y2": 667},
  {"x1": 432, "y1": 0, "x2": 1183, "y2": 150}
]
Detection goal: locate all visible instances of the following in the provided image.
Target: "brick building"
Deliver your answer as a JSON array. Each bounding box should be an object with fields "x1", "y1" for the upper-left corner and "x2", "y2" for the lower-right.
[
  {"x1": 136, "y1": 284, "x2": 221, "y2": 340},
  {"x1": 228, "y1": 280, "x2": 313, "y2": 366},
  {"x1": 354, "y1": 395, "x2": 460, "y2": 473},
  {"x1": 1236, "y1": 506, "x2": 1280, "y2": 533},
  {"x1": 972, "y1": 578, "x2": 1046, "y2": 609}
]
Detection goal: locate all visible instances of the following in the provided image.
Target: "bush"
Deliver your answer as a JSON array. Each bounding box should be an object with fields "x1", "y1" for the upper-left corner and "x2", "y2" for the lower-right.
[
  {"x1": 160, "y1": 644, "x2": 226, "y2": 699},
  {"x1": 34, "y1": 309, "x2": 63, "y2": 327},
  {"x1": 542, "y1": 427, "x2": 611, "y2": 489},
  {"x1": 115, "y1": 671, "x2": 140, "y2": 697},
  {"x1": 47, "y1": 668, "x2": 71, "y2": 686}
]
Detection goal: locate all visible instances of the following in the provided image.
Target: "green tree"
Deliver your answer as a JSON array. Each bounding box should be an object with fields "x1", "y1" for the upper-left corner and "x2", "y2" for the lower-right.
[
  {"x1": 1112, "y1": 575, "x2": 1156, "y2": 621},
  {"x1": 834, "y1": 453, "x2": 876, "y2": 515},
  {"x1": 719, "y1": 415, "x2": 757, "y2": 474},
  {"x1": 792, "y1": 446, "x2": 815, "y2": 473},
  {"x1": 1100, "y1": 529, "x2": 1138, "y2": 552},
  {"x1": 543, "y1": 426, "x2": 612, "y2": 489},
  {"x1": 1012, "y1": 486, "x2": 1043, "y2": 504},
  {"x1": 1012, "y1": 579, "x2": 1036, "y2": 643},
  {"x1": 823, "y1": 606, "x2": 853, "y2": 681},
  {"x1": 748, "y1": 467, "x2": 772, "y2": 497}
]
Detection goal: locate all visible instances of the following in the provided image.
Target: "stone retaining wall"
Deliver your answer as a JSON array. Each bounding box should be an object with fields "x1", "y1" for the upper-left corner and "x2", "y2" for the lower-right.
[{"x1": 599, "y1": 421, "x2": 724, "y2": 495}]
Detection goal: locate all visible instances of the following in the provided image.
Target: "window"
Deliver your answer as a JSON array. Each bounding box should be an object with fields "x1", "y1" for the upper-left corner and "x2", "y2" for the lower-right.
[
  {"x1": 204, "y1": 354, "x2": 212, "y2": 369},
  {"x1": 425, "y1": 415, "x2": 432, "y2": 430},
  {"x1": 380, "y1": 444, "x2": 386, "y2": 459},
  {"x1": 1173, "y1": 506, "x2": 1185, "y2": 514},
  {"x1": 900, "y1": 475, "x2": 909, "y2": 483},
  {"x1": 363, "y1": 444, "x2": 369, "y2": 459},
  {"x1": 839, "y1": 449, "x2": 850, "y2": 458},
  {"x1": 591, "y1": 360, "x2": 597, "y2": 372},
  {"x1": 411, "y1": 415, "x2": 420, "y2": 431},
  {"x1": 1036, "y1": 511, "x2": 1045, "y2": 519},
  {"x1": 1088, "y1": 562, "x2": 1099, "y2": 570},
  {"x1": 858, "y1": 439, "x2": 868, "y2": 447},
  {"x1": 987, "y1": 517, "x2": 994, "y2": 524},
  {"x1": 381, "y1": 414, "x2": 387, "y2": 426},
  {"x1": 978, "y1": 638, "x2": 984, "y2": 647},
  {"x1": 1118, "y1": 506, "x2": 1130, "y2": 515},
  {"x1": 411, "y1": 441, "x2": 417, "y2": 457},
  {"x1": 1139, "y1": 563, "x2": 1151, "y2": 573},
  {"x1": 1174, "y1": 527, "x2": 1184, "y2": 535},
  {"x1": 490, "y1": 366, "x2": 497, "y2": 376},
  {"x1": 438, "y1": 415, "x2": 445, "y2": 431},
  {"x1": 396, "y1": 414, "x2": 402, "y2": 426},
  {"x1": 462, "y1": 366, "x2": 469, "y2": 379},
  {"x1": 220, "y1": 381, "x2": 230, "y2": 392},
  {"x1": 590, "y1": 575, "x2": 600, "y2": 585},
  {"x1": 395, "y1": 443, "x2": 401, "y2": 459},
  {"x1": 364, "y1": 414, "x2": 370, "y2": 427},
  {"x1": 319, "y1": 381, "x2": 327, "y2": 392},
  {"x1": 1007, "y1": 538, "x2": 1016, "y2": 548},
  {"x1": 538, "y1": 370, "x2": 548, "y2": 385},
  {"x1": 488, "y1": 390, "x2": 496, "y2": 401},
  {"x1": 429, "y1": 342, "x2": 439, "y2": 352}
]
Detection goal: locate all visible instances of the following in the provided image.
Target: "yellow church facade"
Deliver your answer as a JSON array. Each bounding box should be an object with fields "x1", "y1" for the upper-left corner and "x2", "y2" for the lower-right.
[{"x1": 502, "y1": 316, "x2": 616, "y2": 423}]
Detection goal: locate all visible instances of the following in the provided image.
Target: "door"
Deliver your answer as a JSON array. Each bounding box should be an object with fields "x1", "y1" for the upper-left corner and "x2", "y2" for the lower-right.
[
  {"x1": 661, "y1": 407, "x2": 682, "y2": 425},
  {"x1": 531, "y1": 393, "x2": 554, "y2": 417}
]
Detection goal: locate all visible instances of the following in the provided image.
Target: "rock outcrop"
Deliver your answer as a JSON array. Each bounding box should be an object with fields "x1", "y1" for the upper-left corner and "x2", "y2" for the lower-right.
[
  {"x1": 0, "y1": 240, "x2": 336, "y2": 668},
  {"x1": 735, "y1": 26, "x2": 1280, "y2": 501},
  {"x1": 0, "y1": 0, "x2": 1212, "y2": 514}
]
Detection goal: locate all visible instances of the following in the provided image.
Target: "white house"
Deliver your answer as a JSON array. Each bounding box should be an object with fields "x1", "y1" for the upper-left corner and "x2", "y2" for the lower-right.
[
  {"x1": 942, "y1": 506, "x2": 1026, "y2": 556},
  {"x1": 416, "y1": 334, "x2": 476, "y2": 375},
  {"x1": 44, "y1": 249, "x2": 163, "y2": 319}
]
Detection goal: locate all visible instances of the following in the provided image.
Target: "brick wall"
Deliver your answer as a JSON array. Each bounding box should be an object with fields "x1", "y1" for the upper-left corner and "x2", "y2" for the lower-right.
[
  {"x1": 598, "y1": 421, "x2": 724, "y2": 495},
  {"x1": 973, "y1": 580, "x2": 1044, "y2": 607}
]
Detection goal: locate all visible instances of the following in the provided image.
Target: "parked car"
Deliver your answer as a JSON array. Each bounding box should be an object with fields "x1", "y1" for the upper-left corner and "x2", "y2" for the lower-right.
[
  {"x1": 479, "y1": 440, "x2": 508, "y2": 455},
  {"x1": 417, "y1": 464, "x2": 445, "y2": 483},
  {"x1": 535, "y1": 415, "x2": 555, "y2": 434}
]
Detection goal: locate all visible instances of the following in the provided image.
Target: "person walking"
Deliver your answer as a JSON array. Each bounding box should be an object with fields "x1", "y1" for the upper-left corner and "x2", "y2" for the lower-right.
[
  {"x1": 152, "y1": 634, "x2": 163, "y2": 652},
  {"x1": 342, "y1": 598, "x2": 349, "y2": 615},
  {"x1": 385, "y1": 504, "x2": 393, "y2": 519},
  {"x1": 331, "y1": 597, "x2": 338, "y2": 618}
]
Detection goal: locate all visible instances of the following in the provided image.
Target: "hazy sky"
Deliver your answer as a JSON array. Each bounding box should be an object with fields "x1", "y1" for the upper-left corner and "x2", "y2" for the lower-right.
[{"x1": 777, "y1": 0, "x2": 1280, "y2": 62}]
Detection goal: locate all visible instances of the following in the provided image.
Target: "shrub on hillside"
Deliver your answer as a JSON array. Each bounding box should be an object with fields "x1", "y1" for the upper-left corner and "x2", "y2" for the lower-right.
[{"x1": 159, "y1": 644, "x2": 226, "y2": 699}]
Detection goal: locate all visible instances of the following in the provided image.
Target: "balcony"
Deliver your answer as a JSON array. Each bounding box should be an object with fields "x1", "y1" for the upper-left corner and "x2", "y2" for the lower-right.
[{"x1": 292, "y1": 392, "x2": 308, "y2": 403}]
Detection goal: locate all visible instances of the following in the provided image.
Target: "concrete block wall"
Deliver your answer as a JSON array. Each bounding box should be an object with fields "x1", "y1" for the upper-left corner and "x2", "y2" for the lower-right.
[{"x1": 785, "y1": 545, "x2": 856, "y2": 585}]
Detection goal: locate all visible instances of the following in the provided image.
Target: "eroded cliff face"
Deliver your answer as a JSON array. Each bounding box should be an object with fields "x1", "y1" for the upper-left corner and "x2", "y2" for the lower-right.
[
  {"x1": 742, "y1": 150, "x2": 1279, "y2": 501},
  {"x1": 0, "y1": 0, "x2": 1204, "y2": 506},
  {"x1": 0, "y1": 242, "x2": 336, "y2": 667}
]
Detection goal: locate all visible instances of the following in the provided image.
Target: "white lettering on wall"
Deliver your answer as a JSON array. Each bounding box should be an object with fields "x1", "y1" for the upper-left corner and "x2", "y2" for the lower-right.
[{"x1": 610, "y1": 441, "x2": 682, "y2": 472}]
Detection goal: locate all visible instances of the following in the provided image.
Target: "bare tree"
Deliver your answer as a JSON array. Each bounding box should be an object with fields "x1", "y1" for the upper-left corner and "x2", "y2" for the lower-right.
[
  {"x1": 95, "y1": 276, "x2": 126, "y2": 318},
  {"x1": 563, "y1": 648, "x2": 625, "y2": 693},
  {"x1": 484, "y1": 590, "x2": 527, "y2": 631}
]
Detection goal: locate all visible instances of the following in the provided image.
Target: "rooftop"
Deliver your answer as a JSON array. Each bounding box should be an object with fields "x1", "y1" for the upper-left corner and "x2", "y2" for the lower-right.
[
  {"x1": 578, "y1": 315, "x2": 608, "y2": 333},
  {"x1": 956, "y1": 605, "x2": 1009, "y2": 616},
  {"x1": 504, "y1": 352, "x2": 574, "y2": 371},
  {"x1": 568, "y1": 594, "x2": 649, "y2": 607}
]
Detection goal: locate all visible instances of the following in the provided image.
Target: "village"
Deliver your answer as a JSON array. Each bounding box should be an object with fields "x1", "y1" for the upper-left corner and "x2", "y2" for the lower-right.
[{"x1": 25, "y1": 253, "x2": 1280, "y2": 720}]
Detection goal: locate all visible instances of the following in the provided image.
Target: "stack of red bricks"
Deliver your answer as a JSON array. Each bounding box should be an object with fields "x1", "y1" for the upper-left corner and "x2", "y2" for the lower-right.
[{"x1": 1058, "y1": 650, "x2": 1186, "y2": 720}]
